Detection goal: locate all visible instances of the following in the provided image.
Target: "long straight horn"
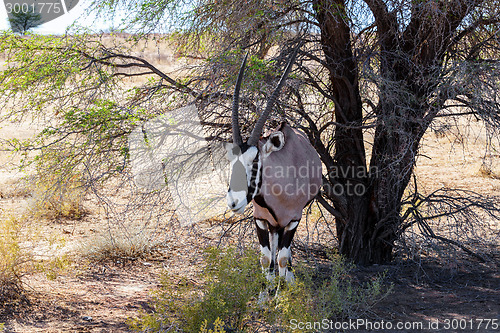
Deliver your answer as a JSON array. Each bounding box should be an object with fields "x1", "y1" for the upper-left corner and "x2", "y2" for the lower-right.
[
  {"x1": 247, "y1": 46, "x2": 300, "y2": 146},
  {"x1": 231, "y1": 52, "x2": 249, "y2": 146}
]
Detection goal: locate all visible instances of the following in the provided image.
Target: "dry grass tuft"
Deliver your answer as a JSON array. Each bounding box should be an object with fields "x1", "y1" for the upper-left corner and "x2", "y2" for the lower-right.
[
  {"x1": 0, "y1": 177, "x2": 31, "y2": 199},
  {"x1": 79, "y1": 226, "x2": 159, "y2": 261},
  {"x1": 28, "y1": 174, "x2": 86, "y2": 220},
  {"x1": 478, "y1": 163, "x2": 500, "y2": 180},
  {"x1": 0, "y1": 212, "x2": 30, "y2": 307}
]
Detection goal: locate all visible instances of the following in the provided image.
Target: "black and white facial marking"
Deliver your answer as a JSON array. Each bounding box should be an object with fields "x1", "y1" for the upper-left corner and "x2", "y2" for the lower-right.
[
  {"x1": 225, "y1": 143, "x2": 262, "y2": 214},
  {"x1": 225, "y1": 130, "x2": 286, "y2": 214}
]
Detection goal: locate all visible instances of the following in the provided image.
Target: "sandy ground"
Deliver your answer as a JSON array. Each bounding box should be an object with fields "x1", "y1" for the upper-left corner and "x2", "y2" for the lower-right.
[{"x1": 0, "y1": 119, "x2": 497, "y2": 333}]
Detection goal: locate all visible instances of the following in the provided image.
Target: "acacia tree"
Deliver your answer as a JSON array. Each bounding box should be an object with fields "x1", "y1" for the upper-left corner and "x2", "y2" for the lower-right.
[
  {"x1": 8, "y1": 11, "x2": 42, "y2": 35},
  {"x1": 180, "y1": 0, "x2": 500, "y2": 264},
  {"x1": 1, "y1": 0, "x2": 499, "y2": 264},
  {"x1": 312, "y1": 0, "x2": 500, "y2": 263}
]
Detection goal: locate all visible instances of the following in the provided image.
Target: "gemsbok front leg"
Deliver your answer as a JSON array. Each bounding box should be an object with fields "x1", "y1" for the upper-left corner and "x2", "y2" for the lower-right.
[
  {"x1": 255, "y1": 219, "x2": 273, "y2": 281},
  {"x1": 255, "y1": 219, "x2": 279, "y2": 281},
  {"x1": 277, "y1": 220, "x2": 299, "y2": 282}
]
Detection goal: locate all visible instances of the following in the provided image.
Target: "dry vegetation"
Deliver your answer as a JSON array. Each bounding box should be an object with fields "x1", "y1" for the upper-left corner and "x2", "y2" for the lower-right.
[{"x1": 0, "y1": 35, "x2": 499, "y2": 332}]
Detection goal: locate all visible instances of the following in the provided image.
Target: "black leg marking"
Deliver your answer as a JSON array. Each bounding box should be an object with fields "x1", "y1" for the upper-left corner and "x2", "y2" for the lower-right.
[
  {"x1": 255, "y1": 219, "x2": 275, "y2": 281},
  {"x1": 277, "y1": 220, "x2": 299, "y2": 281},
  {"x1": 255, "y1": 218, "x2": 269, "y2": 250},
  {"x1": 268, "y1": 224, "x2": 280, "y2": 277}
]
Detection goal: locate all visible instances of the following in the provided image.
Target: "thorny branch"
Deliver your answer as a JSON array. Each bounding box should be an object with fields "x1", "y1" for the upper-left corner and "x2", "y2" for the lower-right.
[{"x1": 401, "y1": 187, "x2": 500, "y2": 261}]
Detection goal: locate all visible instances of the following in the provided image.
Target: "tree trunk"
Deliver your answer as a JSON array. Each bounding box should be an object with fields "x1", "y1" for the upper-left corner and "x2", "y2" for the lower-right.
[
  {"x1": 314, "y1": 0, "x2": 425, "y2": 264},
  {"x1": 332, "y1": 119, "x2": 422, "y2": 264}
]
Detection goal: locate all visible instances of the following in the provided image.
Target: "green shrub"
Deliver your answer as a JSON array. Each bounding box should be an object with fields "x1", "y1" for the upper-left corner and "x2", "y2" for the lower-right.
[
  {"x1": 182, "y1": 247, "x2": 264, "y2": 331},
  {"x1": 272, "y1": 255, "x2": 391, "y2": 331},
  {"x1": 129, "y1": 247, "x2": 264, "y2": 332},
  {"x1": 130, "y1": 247, "x2": 391, "y2": 333},
  {"x1": 199, "y1": 317, "x2": 226, "y2": 333},
  {"x1": 34, "y1": 254, "x2": 72, "y2": 281}
]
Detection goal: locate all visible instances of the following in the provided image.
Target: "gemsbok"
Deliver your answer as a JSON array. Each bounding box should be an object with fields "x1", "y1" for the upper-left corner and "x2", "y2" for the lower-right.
[{"x1": 226, "y1": 49, "x2": 322, "y2": 282}]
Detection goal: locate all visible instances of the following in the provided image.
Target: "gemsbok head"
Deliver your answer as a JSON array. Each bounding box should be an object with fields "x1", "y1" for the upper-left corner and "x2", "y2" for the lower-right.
[{"x1": 226, "y1": 49, "x2": 322, "y2": 282}]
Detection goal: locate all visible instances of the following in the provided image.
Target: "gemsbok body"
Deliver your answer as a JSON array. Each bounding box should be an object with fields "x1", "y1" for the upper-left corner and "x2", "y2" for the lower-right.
[{"x1": 226, "y1": 50, "x2": 322, "y2": 282}]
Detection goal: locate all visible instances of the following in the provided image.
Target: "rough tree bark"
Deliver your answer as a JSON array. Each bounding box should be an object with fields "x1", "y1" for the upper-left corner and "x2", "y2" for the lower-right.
[{"x1": 313, "y1": 0, "x2": 375, "y2": 264}]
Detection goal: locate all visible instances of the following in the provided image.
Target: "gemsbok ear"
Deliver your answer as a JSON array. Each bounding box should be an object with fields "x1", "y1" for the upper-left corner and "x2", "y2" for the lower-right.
[{"x1": 263, "y1": 131, "x2": 285, "y2": 157}]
